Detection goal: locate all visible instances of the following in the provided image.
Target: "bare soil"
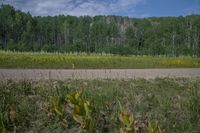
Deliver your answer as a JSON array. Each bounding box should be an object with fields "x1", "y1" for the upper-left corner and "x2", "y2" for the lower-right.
[{"x1": 0, "y1": 68, "x2": 200, "y2": 80}]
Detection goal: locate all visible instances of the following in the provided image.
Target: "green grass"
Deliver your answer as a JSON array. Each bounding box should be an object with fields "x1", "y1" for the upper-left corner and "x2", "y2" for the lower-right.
[
  {"x1": 1, "y1": 78, "x2": 200, "y2": 132},
  {"x1": 0, "y1": 51, "x2": 200, "y2": 69}
]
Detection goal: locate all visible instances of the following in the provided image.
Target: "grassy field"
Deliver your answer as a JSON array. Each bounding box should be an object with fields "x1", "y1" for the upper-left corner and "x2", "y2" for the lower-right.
[
  {"x1": 1, "y1": 78, "x2": 200, "y2": 132},
  {"x1": 0, "y1": 51, "x2": 200, "y2": 69}
]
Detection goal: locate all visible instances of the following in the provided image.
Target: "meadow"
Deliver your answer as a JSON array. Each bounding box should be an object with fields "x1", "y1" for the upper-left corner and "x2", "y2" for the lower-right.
[
  {"x1": 0, "y1": 51, "x2": 200, "y2": 69},
  {"x1": 0, "y1": 78, "x2": 200, "y2": 133}
]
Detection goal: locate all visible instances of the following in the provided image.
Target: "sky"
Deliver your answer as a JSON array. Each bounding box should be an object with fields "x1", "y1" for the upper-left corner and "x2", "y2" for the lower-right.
[{"x1": 1, "y1": 0, "x2": 200, "y2": 18}]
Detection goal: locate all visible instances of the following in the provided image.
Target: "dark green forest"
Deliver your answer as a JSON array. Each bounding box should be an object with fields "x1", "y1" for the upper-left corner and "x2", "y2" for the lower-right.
[{"x1": 0, "y1": 4, "x2": 200, "y2": 56}]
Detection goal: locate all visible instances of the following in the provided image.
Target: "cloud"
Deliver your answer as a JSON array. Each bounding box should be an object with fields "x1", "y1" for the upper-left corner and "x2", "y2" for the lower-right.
[
  {"x1": 1, "y1": 0, "x2": 144, "y2": 16},
  {"x1": 184, "y1": 5, "x2": 200, "y2": 15}
]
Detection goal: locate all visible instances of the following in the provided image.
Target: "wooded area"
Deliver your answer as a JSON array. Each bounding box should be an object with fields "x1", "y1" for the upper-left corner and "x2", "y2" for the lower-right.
[{"x1": 0, "y1": 4, "x2": 200, "y2": 56}]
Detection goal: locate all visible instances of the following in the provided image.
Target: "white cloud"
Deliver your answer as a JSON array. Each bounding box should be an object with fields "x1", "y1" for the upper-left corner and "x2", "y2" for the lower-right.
[{"x1": 2, "y1": 0, "x2": 144, "y2": 16}]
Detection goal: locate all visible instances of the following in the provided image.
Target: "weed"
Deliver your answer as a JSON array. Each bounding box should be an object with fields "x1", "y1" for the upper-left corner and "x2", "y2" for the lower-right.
[
  {"x1": 0, "y1": 78, "x2": 200, "y2": 132},
  {"x1": 118, "y1": 111, "x2": 135, "y2": 133},
  {"x1": 48, "y1": 96, "x2": 68, "y2": 127},
  {"x1": 188, "y1": 84, "x2": 200, "y2": 125},
  {"x1": 147, "y1": 121, "x2": 162, "y2": 133},
  {"x1": 0, "y1": 51, "x2": 199, "y2": 68},
  {"x1": 67, "y1": 90, "x2": 95, "y2": 133}
]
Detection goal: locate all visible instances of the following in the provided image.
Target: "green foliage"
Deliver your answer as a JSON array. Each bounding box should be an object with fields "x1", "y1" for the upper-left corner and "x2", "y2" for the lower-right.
[
  {"x1": 47, "y1": 89, "x2": 95, "y2": 132},
  {"x1": 0, "y1": 5, "x2": 200, "y2": 56},
  {"x1": 67, "y1": 90, "x2": 95, "y2": 132}
]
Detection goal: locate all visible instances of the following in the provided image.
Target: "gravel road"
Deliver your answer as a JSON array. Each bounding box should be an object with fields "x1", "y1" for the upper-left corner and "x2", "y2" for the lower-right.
[{"x1": 0, "y1": 68, "x2": 199, "y2": 80}]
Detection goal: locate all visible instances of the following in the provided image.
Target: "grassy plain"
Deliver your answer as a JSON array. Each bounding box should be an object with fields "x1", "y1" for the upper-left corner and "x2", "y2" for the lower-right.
[
  {"x1": 0, "y1": 51, "x2": 200, "y2": 69},
  {"x1": 0, "y1": 78, "x2": 200, "y2": 132}
]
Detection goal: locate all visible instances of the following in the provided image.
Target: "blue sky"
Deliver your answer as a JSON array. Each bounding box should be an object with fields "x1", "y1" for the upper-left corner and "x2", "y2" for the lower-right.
[{"x1": 1, "y1": 0, "x2": 200, "y2": 18}]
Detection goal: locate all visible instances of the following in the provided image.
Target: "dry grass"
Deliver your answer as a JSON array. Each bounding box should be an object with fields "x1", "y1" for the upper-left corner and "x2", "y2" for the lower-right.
[{"x1": 0, "y1": 78, "x2": 200, "y2": 132}]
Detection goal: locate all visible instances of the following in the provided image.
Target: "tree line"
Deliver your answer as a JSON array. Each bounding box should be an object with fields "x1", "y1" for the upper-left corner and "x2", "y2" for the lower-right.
[{"x1": 0, "y1": 4, "x2": 200, "y2": 56}]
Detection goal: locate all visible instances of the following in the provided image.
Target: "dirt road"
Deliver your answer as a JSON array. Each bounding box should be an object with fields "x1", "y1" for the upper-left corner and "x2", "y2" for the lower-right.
[{"x1": 0, "y1": 68, "x2": 199, "y2": 80}]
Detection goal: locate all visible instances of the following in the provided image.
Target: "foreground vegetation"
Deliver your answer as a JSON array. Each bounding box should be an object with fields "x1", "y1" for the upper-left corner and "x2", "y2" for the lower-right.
[
  {"x1": 0, "y1": 51, "x2": 200, "y2": 69},
  {"x1": 1, "y1": 78, "x2": 200, "y2": 132}
]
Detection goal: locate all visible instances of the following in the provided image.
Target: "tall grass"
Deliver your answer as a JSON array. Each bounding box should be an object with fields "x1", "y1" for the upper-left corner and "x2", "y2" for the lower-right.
[
  {"x1": 0, "y1": 78, "x2": 200, "y2": 132},
  {"x1": 0, "y1": 50, "x2": 199, "y2": 69}
]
